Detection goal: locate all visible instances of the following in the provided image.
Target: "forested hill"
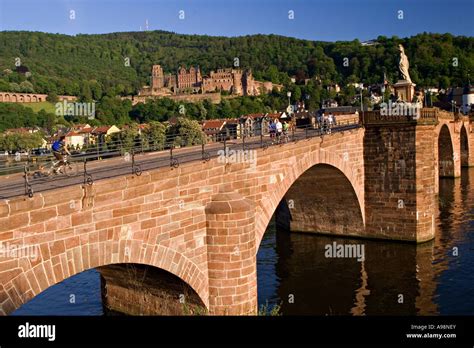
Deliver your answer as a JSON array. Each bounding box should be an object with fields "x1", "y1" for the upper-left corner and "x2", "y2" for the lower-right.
[{"x1": 0, "y1": 30, "x2": 472, "y2": 98}]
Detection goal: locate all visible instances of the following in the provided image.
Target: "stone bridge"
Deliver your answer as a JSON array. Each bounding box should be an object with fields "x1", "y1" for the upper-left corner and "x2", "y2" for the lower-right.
[{"x1": 0, "y1": 109, "x2": 472, "y2": 315}]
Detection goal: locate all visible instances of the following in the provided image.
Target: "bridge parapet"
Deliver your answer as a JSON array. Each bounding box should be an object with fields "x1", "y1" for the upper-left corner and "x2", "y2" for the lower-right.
[
  {"x1": 468, "y1": 111, "x2": 474, "y2": 124},
  {"x1": 362, "y1": 108, "x2": 438, "y2": 126}
]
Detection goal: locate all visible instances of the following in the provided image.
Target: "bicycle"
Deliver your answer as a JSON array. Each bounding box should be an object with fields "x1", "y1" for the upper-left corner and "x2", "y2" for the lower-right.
[{"x1": 33, "y1": 154, "x2": 78, "y2": 178}]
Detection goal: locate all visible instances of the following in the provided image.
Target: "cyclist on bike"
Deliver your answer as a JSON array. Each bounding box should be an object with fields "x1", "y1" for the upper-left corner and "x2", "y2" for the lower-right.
[{"x1": 51, "y1": 135, "x2": 71, "y2": 174}]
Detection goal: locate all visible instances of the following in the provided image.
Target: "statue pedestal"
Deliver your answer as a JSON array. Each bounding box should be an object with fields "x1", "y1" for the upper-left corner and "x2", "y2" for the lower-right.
[{"x1": 394, "y1": 80, "x2": 416, "y2": 102}]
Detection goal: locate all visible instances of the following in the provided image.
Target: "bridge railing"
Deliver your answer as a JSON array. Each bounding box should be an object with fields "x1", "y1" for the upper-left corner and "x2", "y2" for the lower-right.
[{"x1": 0, "y1": 118, "x2": 361, "y2": 199}]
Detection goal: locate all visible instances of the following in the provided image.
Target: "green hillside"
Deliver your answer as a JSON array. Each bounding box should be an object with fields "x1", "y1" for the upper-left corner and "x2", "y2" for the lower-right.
[
  {"x1": 0, "y1": 31, "x2": 472, "y2": 100},
  {"x1": 17, "y1": 101, "x2": 56, "y2": 114}
]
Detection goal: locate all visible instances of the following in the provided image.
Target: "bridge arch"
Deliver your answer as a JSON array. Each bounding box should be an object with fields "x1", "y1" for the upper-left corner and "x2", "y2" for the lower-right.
[
  {"x1": 255, "y1": 145, "x2": 364, "y2": 248},
  {"x1": 438, "y1": 124, "x2": 455, "y2": 177},
  {"x1": 0, "y1": 241, "x2": 209, "y2": 315},
  {"x1": 275, "y1": 163, "x2": 364, "y2": 236}
]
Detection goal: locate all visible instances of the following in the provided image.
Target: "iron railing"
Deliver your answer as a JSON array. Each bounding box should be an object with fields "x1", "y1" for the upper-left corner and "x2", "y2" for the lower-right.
[{"x1": 0, "y1": 120, "x2": 361, "y2": 199}]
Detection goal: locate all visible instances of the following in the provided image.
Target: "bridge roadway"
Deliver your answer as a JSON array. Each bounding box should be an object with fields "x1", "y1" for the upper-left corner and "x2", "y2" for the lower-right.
[{"x1": 0, "y1": 123, "x2": 360, "y2": 199}]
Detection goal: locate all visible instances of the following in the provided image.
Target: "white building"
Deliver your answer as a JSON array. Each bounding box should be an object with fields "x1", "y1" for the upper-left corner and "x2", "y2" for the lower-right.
[
  {"x1": 347, "y1": 82, "x2": 365, "y2": 90},
  {"x1": 462, "y1": 85, "x2": 474, "y2": 114},
  {"x1": 65, "y1": 131, "x2": 85, "y2": 149}
]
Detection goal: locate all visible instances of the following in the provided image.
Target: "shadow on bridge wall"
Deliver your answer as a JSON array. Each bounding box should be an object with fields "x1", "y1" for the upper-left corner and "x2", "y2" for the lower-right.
[
  {"x1": 275, "y1": 164, "x2": 364, "y2": 237},
  {"x1": 438, "y1": 125, "x2": 456, "y2": 177},
  {"x1": 98, "y1": 263, "x2": 206, "y2": 315}
]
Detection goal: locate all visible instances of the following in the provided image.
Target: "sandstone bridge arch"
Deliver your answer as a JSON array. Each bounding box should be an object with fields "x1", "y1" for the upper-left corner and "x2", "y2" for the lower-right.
[
  {"x1": 252, "y1": 141, "x2": 365, "y2": 247},
  {"x1": 434, "y1": 114, "x2": 473, "y2": 194},
  {"x1": 0, "y1": 213, "x2": 210, "y2": 316},
  {"x1": 272, "y1": 164, "x2": 365, "y2": 240},
  {"x1": 437, "y1": 124, "x2": 456, "y2": 178}
]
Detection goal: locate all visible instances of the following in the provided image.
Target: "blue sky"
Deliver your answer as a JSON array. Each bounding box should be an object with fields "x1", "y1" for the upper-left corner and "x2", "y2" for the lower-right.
[{"x1": 0, "y1": 0, "x2": 472, "y2": 41}]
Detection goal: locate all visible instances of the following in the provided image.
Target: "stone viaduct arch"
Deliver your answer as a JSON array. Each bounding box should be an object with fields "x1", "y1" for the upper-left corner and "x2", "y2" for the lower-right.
[{"x1": 0, "y1": 92, "x2": 48, "y2": 103}]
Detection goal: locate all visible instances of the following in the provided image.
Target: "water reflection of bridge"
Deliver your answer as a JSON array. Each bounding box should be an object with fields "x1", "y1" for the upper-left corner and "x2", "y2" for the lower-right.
[{"x1": 272, "y1": 170, "x2": 473, "y2": 316}]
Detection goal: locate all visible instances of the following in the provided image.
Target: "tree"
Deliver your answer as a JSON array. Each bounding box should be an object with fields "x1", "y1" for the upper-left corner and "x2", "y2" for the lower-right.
[
  {"x1": 95, "y1": 97, "x2": 132, "y2": 125},
  {"x1": 19, "y1": 81, "x2": 34, "y2": 93},
  {"x1": 143, "y1": 121, "x2": 166, "y2": 150},
  {"x1": 167, "y1": 117, "x2": 206, "y2": 147},
  {"x1": 37, "y1": 110, "x2": 57, "y2": 134},
  {"x1": 79, "y1": 81, "x2": 92, "y2": 102},
  {"x1": 265, "y1": 65, "x2": 281, "y2": 83},
  {"x1": 218, "y1": 100, "x2": 233, "y2": 118},
  {"x1": 108, "y1": 124, "x2": 139, "y2": 153},
  {"x1": 0, "y1": 132, "x2": 44, "y2": 152},
  {"x1": 46, "y1": 93, "x2": 59, "y2": 103},
  {"x1": 90, "y1": 81, "x2": 103, "y2": 100},
  {"x1": 0, "y1": 31, "x2": 472, "y2": 114}
]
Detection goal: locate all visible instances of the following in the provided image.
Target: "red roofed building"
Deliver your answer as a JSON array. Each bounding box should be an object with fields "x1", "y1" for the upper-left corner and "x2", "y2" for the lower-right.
[
  {"x1": 202, "y1": 120, "x2": 227, "y2": 141},
  {"x1": 64, "y1": 125, "x2": 120, "y2": 149},
  {"x1": 65, "y1": 131, "x2": 86, "y2": 149},
  {"x1": 70, "y1": 124, "x2": 91, "y2": 131},
  {"x1": 4, "y1": 127, "x2": 40, "y2": 135},
  {"x1": 90, "y1": 125, "x2": 121, "y2": 146}
]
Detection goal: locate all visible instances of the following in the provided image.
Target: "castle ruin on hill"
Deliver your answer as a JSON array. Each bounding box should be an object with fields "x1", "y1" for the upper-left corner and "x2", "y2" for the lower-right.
[{"x1": 139, "y1": 65, "x2": 282, "y2": 97}]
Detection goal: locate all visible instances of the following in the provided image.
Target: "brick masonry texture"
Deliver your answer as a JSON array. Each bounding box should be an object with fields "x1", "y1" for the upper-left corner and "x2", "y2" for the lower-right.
[{"x1": 0, "y1": 115, "x2": 472, "y2": 315}]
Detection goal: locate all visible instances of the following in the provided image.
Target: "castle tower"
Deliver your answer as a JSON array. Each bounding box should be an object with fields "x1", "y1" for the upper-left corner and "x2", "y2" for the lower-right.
[
  {"x1": 151, "y1": 65, "x2": 164, "y2": 90},
  {"x1": 232, "y1": 69, "x2": 243, "y2": 95},
  {"x1": 177, "y1": 66, "x2": 187, "y2": 89},
  {"x1": 196, "y1": 66, "x2": 202, "y2": 85},
  {"x1": 243, "y1": 69, "x2": 255, "y2": 96}
]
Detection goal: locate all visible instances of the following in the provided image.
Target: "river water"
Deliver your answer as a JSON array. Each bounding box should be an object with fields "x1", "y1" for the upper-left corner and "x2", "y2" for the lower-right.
[{"x1": 13, "y1": 168, "x2": 474, "y2": 315}]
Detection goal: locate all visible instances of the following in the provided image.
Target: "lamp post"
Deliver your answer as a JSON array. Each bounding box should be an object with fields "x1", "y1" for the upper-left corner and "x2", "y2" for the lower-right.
[
  {"x1": 358, "y1": 88, "x2": 363, "y2": 108},
  {"x1": 287, "y1": 91, "x2": 295, "y2": 134},
  {"x1": 358, "y1": 87, "x2": 365, "y2": 123}
]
